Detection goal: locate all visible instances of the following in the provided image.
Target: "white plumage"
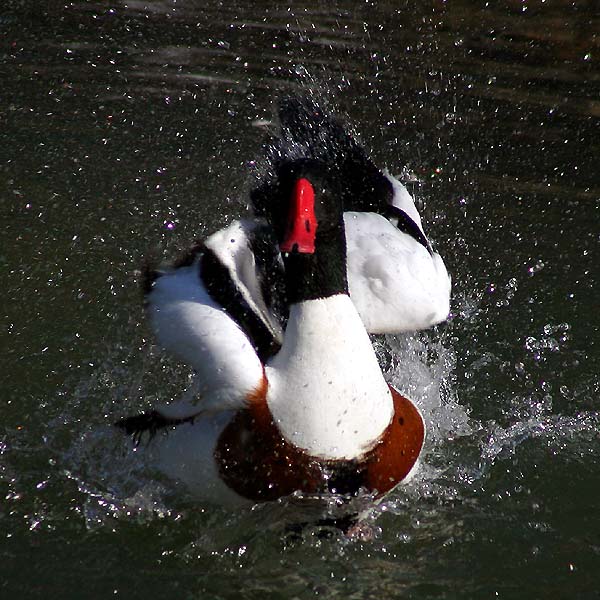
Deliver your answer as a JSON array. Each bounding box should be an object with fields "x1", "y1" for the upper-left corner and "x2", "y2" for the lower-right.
[
  {"x1": 117, "y1": 100, "x2": 449, "y2": 507},
  {"x1": 346, "y1": 209, "x2": 450, "y2": 334}
]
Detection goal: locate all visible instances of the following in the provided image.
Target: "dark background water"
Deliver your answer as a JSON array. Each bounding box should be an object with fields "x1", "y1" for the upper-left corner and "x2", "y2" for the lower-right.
[{"x1": 2, "y1": 1, "x2": 599, "y2": 598}]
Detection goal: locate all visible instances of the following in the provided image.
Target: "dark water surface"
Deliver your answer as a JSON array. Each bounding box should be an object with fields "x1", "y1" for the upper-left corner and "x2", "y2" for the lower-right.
[{"x1": 2, "y1": 1, "x2": 599, "y2": 598}]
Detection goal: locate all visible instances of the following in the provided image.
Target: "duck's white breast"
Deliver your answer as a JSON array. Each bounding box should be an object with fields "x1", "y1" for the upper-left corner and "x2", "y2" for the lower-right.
[{"x1": 266, "y1": 295, "x2": 394, "y2": 460}]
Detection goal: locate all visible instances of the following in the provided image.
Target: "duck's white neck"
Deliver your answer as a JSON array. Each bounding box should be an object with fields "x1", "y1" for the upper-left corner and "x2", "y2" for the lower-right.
[{"x1": 265, "y1": 294, "x2": 394, "y2": 460}]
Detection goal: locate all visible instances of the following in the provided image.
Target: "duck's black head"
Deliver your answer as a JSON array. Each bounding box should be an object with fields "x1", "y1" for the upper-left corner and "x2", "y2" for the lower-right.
[
  {"x1": 261, "y1": 160, "x2": 341, "y2": 246},
  {"x1": 266, "y1": 159, "x2": 348, "y2": 304}
]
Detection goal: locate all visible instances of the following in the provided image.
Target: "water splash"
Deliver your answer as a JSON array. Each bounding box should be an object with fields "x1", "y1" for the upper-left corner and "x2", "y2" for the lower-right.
[
  {"x1": 377, "y1": 329, "x2": 473, "y2": 448},
  {"x1": 524, "y1": 322, "x2": 571, "y2": 363},
  {"x1": 39, "y1": 235, "x2": 596, "y2": 545},
  {"x1": 478, "y1": 401, "x2": 600, "y2": 473}
]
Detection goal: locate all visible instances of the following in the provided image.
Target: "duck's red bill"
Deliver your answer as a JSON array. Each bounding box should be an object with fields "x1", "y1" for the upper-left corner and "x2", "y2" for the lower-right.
[{"x1": 280, "y1": 178, "x2": 317, "y2": 254}]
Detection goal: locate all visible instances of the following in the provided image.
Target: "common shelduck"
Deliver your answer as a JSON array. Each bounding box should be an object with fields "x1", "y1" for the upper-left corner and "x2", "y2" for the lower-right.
[{"x1": 116, "y1": 98, "x2": 450, "y2": 508}]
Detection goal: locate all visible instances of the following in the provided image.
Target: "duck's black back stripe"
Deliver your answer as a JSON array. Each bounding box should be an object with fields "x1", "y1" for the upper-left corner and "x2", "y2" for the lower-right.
[
  {"x1": 201, "y1": 248, "x2": 282, "y2": 362},
  {"x1": 247, "y1": 223, "x2": 289, "y2": 332},
  {"x1": 386, "y1": 206, "x2": 432, "y2": 254},
  {"x1": 338, "y1": 146, "x2": 394, "y2": 214}
]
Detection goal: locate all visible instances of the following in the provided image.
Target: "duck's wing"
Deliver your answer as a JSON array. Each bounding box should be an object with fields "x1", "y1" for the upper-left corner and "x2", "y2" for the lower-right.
[
  {"x1": 344, "y1": 173, "x2": 450, "y2": 334},
  {"x1": 345, "y1": 209, "x2": 450, "y2": 334},
  {"x1": 333, "y1": 141, "x2": 450, "y2": 332},
  {"x1": 202, "y1": 218, "x2": 288, "y2": 360},
  {"x1": 117, "y1": 220, "x2": 286, "y2": 436},
  {"x1": 290, "y1": 104, "x2": 451, "y2": 333},
  {"x1": 253, "y1": 96, "x2": 450, "y2": 333}
]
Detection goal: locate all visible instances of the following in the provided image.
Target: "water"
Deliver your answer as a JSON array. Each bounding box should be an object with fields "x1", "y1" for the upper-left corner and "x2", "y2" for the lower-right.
[{"x1": 2, "y1": 1, "x2": 599, "y2": 598}]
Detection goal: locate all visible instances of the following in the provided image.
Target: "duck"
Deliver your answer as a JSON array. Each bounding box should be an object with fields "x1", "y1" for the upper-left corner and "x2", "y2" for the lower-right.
[
  {"x1": 252, "y1": 97, "x2": 450, "y2": 334},
  {"x1": 116, "y1": 98, "x2": 450, "y2": 508}
]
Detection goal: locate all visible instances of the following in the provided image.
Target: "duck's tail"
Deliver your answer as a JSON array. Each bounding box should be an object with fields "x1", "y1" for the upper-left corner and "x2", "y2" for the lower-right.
[
  {"x1": 251, "y1": 95, "x2": 394, "y2": 219},
  {"x1": 115, "y1": 410, "x2": 198, "y2": 446}
]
